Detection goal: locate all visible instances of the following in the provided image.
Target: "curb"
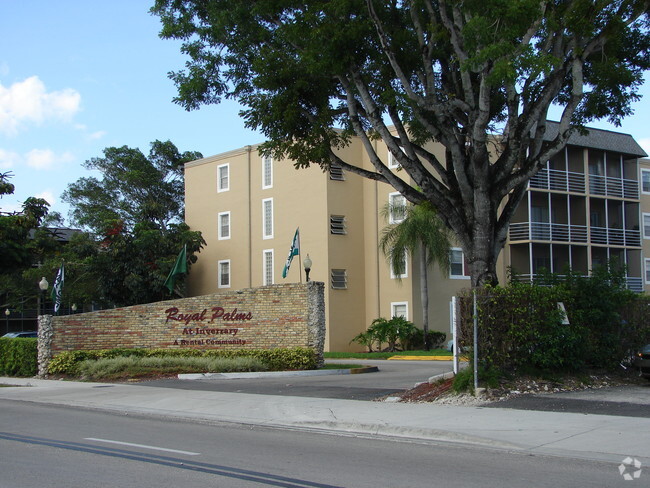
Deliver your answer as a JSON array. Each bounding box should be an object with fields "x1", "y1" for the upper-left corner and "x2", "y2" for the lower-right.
[{"x1": 178, "y1": 365, "x2": 378, "y2": 380}]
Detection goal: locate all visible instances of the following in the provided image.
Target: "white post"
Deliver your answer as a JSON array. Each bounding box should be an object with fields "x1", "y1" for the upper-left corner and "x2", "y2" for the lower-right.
[
  {"x1": 450, "y1": 297, "x2": 458, "y2": 375},
  {"x1": 473, "y1": 289, "x2": 478, "y2": 391}
]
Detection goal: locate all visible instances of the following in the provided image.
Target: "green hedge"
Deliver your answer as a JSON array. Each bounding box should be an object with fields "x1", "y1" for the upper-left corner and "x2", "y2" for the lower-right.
[
  {"x1": 48, "y1": 346, "x2": 317, "y2": 376},
  {"x1": 0, "y1": 337, "x2": 38, "y2": 377},
  {"x1": 457, "y1": 266, "x2": 649, "y2": 374}
]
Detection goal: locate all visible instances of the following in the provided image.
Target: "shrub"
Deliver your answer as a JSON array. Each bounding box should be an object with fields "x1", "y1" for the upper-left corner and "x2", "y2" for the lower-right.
[
  {"x1": 0, "y1": 337, "x2": 38, "y2": 376},
  {"x1": 77, "y1": 356, "x2": 268, "y2": 380},
  {"x1": 457, "y1": 264, "x2": 646, "y2": 375},
  {"x1": 350, "y1": 316, "x2": 417, "y2": 352},
  {"x1": 403, "y1": 329, "x2": 446, "y2": 351},
  {"x1": 48, "y1": 346, "x2": 317, "y2": 376}
]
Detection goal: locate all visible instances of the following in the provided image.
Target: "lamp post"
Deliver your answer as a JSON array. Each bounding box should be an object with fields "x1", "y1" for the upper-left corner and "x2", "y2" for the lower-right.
[
  {"x1": 71, "y1": 303, "x2": 77, "y2": 314},
  {"x1": 303, "y1": 254, "x2": 312, "y2": 282},
  {"x1": 38, "y1": 277, "x2": 49, "y2": 316},
  {"x1": 4, "y1": 309, "x2": 9, "y2": 333}
]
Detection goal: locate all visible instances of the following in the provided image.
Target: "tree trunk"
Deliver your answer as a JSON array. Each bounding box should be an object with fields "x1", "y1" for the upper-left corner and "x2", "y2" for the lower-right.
[{"x1": 419, "y1": 241, "x2": 430, "y2": 351}]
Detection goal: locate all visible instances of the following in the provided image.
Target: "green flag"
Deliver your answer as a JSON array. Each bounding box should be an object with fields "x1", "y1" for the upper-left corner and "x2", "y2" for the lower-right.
[
  {"x1": 51, "y1": 262, "x2": 64, "y2": 314},
  {"x1": 282, "y1": 228, "x2": 300, "y2": 278},
  {"x1": 164, "y1": 245, "x2": 187, "y2": 294}
]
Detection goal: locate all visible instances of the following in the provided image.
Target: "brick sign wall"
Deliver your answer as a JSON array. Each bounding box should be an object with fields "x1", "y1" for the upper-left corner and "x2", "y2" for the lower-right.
[{"x1": 38, "y1": 282, "x2": 325, "y2": 376}]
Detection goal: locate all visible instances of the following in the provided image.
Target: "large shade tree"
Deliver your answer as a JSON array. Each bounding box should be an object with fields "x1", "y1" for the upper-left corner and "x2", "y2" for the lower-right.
[{"x1": 152, "y1": 0, "x2": 649, "y2": 286}]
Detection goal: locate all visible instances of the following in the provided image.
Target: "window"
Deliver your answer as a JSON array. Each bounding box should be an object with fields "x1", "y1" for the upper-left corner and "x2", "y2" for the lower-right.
[
  {"x1": 391, "y1": 302, "x2": 408, "y2": 319},
  {"x1": 645, "y1": 258, "x2": 650, "y2": 284},
  {"x1": 262, "y1": 198, "x2": 273, "y2": 239},
  {"x1": 329, "y1": 162, "x2": 345, "y2": 181},
  {"x1": 449, "y1": 248, "x2": 470, "y2": 279},
  {"x1": 331, "y1": 269, "x2": 348, "y2": 289},
  {"x1": 391, "y1": 251, "x2": 408, "y2": 279},
  {"x1": 217, "y1": 164, "x2": 229, "y2": 192},
  {"x1": 218, "y1": 211, "x2": 230, "y2": 240},
  {"x1": 642, "y1": 169, "x2": 650, "y2": 194},
  {"x1": 388, "y1": 146, "x2": 404, "y2": 169},
  {"x1": 262, "y1": 155, "x2": 273, "y2": 189},
  {"x1": 218, "y1": 260, "x2": 230, "y2": 288},
  {"x1": 388, "y1": 192, "x2": 406, "y2": 224},
  {"x1": 644, "y1": 213, "x2": 650, "y2": 239},
  {"x1": 263, "y1": 249, "x2": 274, "y2": 286},
  {"x1": 330, "y1": 215, "x2": 346, "y2": 235}
]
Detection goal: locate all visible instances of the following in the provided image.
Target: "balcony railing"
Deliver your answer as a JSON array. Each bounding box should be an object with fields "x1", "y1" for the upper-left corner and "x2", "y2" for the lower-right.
[
  {"x1": 589, "y1": 226, "x2": 641, "y2": 247},
  {"x1": 529, "y1": 169, "x2": 585, "y2": 193},
  {"x1": 588, "y1": 175, "x2": 639, "y2": 199},
  {"x1": 512, "y1": 274, "x2": 645, "y2": 293},
  {"x1": 509, "y1": 222, "x2": 588, "y2": 242}
]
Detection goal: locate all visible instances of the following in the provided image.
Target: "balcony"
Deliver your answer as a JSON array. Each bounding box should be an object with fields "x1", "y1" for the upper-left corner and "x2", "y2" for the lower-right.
[
  {"x1": 509, "y1": 222, "x2": 588, "y2": 242},
  {"x1": 512, "y1": 274, "x2": 645, "y2": 293},
  {"x1": 589, "y1": 227, "x2": 641, "y2": 247},
  {"x1": 529, "y1": 169, "x2": 586, "y2": 193},
  {"x1": 588, "y1": 175, "x2": 639, "y2": 199}
]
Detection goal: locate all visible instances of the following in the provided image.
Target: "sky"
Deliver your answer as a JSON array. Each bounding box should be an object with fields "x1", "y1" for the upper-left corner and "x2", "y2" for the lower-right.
[{"x1": 1, "y1": 1, "x2": 649, "y2": 223}]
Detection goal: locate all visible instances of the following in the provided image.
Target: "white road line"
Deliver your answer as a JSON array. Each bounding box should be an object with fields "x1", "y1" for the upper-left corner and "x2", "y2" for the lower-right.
[{"x1": 84, "y1": 438, "x2": 201, "y2": 456}]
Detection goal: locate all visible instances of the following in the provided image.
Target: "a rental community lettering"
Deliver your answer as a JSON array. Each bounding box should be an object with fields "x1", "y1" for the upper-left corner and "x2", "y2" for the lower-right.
[{"x1": 165, "y1": 306, "x2": 252, "y2": 347}]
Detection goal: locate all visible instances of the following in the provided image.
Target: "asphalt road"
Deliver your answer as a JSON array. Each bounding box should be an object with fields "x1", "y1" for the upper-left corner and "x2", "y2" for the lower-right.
[
  {"x1": 134, "y1": 359, "x2": 650, "y2": 418},
  {"x1": 136, "y1": 359, "x2": 453, "y2": 401},
  {"x1": 0, "y1": 400, "x2": 634, "y2": 488}
]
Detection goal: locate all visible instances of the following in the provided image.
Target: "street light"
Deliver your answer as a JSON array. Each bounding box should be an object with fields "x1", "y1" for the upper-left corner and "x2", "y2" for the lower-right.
[
  {"x1": 4, "y1": 308, "x2": 9, "y2": 332},
  {"x1": 303, "y1": 254, "x2": 312, "y2": 282},
  {"x1": 38, "y1": 277, "x2": 49, "y2": 316},
  {"x1": 71, "y1": 303, "x2": 77, "y2": 314}
]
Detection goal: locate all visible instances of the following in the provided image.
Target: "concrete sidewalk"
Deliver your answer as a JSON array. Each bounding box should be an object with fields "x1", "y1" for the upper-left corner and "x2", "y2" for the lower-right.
[{"x1": 1, "y1": 376, "x2": 648, "y2": 465}]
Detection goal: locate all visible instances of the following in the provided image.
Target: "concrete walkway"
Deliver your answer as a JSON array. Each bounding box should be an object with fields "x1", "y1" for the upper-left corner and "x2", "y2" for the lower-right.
[{"x1": 1, "y1": 375, "x2": 648, "y2": 465}]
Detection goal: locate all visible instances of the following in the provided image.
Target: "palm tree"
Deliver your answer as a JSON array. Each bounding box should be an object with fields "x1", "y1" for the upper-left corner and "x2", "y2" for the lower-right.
[{"x1": 379, "y1": 201, "x2": 451, "y2": 350}]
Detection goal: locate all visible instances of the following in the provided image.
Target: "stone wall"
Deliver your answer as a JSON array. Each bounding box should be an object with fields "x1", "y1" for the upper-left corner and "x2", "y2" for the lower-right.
[{"x1": 38, "y1": 282, "x2": 325, "y2": 376}]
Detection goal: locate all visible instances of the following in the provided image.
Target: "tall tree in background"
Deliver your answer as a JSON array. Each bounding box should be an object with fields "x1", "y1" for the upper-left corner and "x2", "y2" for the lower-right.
[
  {"x1": 62, "y1": 140, "x2": 205, "y2": 306},
  {"x1": 380, "y1": 201, "x2": 450, "y2": 350},
  {"x1": 63, "y1": 140, "x2": 202, "y2": 234},
  {"x1": 152, "y1": 0, "x2": 649, "y2": 286}
]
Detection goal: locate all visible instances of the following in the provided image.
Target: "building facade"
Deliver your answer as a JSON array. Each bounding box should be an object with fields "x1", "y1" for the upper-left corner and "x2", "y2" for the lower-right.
[{"x1": 184, "y1": 127, "x2": 648, "y2": 352}]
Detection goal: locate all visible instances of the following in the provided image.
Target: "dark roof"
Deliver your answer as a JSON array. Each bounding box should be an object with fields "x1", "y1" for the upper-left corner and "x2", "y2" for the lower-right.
[
  {"x1": 28, "y1": 227, "x2": 82, "y2": 242},
  {"x1": 543, "y1": 121, "x2": 647, "y2": 157}
]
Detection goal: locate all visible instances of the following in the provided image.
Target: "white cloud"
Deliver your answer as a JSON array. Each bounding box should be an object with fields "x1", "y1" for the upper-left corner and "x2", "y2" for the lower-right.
[
  {"x1": 35, "y1": 190, "x2": 56, "y2": 207},
  {"x1": 0, "y1": 76, "x2": 81, "y2": 136},
  {"x1": 25, "y1": 148, "x2": 74, "y2": 170},
  {"x1": 88, "y1": 130, "x2": 106, "y2": 140},
  {"x1": 0, "y1": 148, "x2": 20, "y2": 170}
]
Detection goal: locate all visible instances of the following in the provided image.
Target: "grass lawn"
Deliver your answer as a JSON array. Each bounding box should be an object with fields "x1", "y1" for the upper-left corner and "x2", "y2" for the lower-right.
[{"x1": 324, "y1": 349, "x2": 452, "y2": 360}]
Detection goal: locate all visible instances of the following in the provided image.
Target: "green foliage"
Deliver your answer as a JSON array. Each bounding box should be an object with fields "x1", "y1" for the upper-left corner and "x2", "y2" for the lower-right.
[
  {"x1": 48, "y1": 347, "x2": 317, "y2": 376},
  {"x1": 62, "y1": 140, "x2": 202, "y2": 234},
  {"x1": 55, "y1": 140, "x2": 206, "y2": 306},
  {"x1": 452, "y1": 365, "x2": 501, "y2": 393},
  {"x1": 0, "y1": 337, "x2": 38, "y2": 376},
  {"x1": 402, "y1": 329, "x2": 447, "y2": 351},
  {"x1": 152, "y1": 1, "x2": 649, "y2": 287},
  {"x1": 351, "y1": 316, "x2": 418, "y2": 352},
  {"x1": 77, "y1": 356, "x2": 268, "y2": 381},
  {"x1": 457, "y1": 265, "x2": 648, "y2": 375}
]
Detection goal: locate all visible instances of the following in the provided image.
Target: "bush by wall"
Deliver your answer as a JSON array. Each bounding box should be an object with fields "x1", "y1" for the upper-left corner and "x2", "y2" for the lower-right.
[
  {"x1": 456, "y1": 266, "x2": 648, "y2": 374},
  {"x1": 0, "y1": 337, "x2": 38, "y2": 377},
  {"x1": 47, "y1": 346, "x2": 317, "y2": 376}
]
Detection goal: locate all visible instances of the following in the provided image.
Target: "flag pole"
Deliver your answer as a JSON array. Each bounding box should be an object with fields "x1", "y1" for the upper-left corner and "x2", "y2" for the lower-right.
[{"x1": 298, "y1": 227, "x2": 303, "y2": 283}]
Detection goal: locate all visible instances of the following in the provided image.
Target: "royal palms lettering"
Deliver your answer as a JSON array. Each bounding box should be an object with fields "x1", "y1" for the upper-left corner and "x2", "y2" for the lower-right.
[{"x1": 165, "y1": 306, "x2": 253, "y2": 326}]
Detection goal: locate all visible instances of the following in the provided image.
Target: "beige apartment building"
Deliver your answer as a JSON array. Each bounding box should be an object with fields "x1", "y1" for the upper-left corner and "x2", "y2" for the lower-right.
[{"x1": 184, "y1": 125, "x2": 649, "y2": 352}]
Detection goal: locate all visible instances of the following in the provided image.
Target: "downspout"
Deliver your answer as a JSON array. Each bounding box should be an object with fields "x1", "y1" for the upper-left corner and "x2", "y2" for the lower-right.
[{"x1": 246, "y1": 145, "x2": 253, "y2": 287}]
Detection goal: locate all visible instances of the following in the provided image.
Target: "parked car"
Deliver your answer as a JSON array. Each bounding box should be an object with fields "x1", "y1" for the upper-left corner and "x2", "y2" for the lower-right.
[
  {"x1": 1, "y1": 331, "x2": 37, "y2": 338},
  {"x1": 633, "y1": 344, "x2": 650, "y2": 379}
]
